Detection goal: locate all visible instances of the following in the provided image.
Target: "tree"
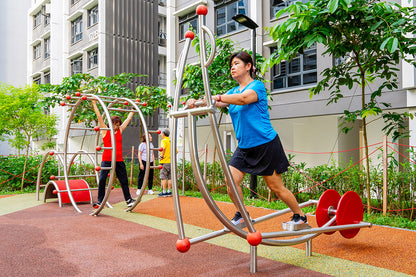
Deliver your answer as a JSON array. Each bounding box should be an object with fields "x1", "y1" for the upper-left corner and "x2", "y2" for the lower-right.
[
  {"x1": 264, "y1": 0, "x2": 416, "y2": 212},
  {"x1": 0, "y1": 83, "x2": 57, "y2": 190},
  {"x1": 40, "y1": 73, "x2": 172, "y2": 126},
  {"x1": 40, "y1": 73, "x2": 172, "y2": 147}
]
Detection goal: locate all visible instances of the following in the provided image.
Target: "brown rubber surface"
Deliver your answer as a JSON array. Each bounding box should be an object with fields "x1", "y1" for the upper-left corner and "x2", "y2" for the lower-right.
[
  {"x1": 0, "y1": 190, "x2": 330, "y2": 277},
  {"x1": 135, "y1": 196, "x2": 416, "y2": 276}
]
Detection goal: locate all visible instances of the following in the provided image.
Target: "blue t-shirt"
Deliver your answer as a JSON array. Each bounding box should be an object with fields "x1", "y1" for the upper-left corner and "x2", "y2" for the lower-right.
[{"x1": 227, "y1": 80, "x2": 277, "y2": 149}]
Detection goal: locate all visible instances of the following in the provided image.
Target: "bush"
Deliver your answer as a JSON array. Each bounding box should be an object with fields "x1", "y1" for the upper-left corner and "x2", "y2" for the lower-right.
[{"x1": 1, "y1": 154, "x2": 415, "y2": 221}]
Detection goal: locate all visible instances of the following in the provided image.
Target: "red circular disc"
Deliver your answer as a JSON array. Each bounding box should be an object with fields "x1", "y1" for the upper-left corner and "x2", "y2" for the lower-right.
[
  {"x1": 316, "y1": 189, "x2": 341, "y2": 235},
  {"x1": 336, "y1": 191, "x2": 363, "y2": 239}
]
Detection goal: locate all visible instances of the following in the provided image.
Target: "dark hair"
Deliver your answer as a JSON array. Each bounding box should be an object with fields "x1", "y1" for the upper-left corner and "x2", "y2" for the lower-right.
[
  {"x1": 111, "y1": 116, "x2": 122, "y2": 125},
  {"x1": 141, "y1": 134, "x2": 147, "y2": 142},
  {"x1": 229, "y1": 51, "x2": 255, "y2": 76},
  {"x1": 163, "y1": 129, "x2": 170, "y2": 137}
]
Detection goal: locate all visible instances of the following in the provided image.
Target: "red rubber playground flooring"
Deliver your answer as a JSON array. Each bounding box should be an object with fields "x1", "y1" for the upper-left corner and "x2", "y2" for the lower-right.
[{"x1": 0, "y1": 189, "x2": 415, "y2": 276}]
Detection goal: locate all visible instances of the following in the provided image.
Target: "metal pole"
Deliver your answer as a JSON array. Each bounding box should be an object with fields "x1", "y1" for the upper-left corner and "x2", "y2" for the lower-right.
[
  {"x1": 383, "y1": 135, "x2": 388, "y2": 216},
  {"x1": 250, "y1": 246, "x2": 257, "y2": 273},
  {"x1": 182, "y1": 117, "x2": 186, "y2": 196},
  {"x1": 204, "y1": 144, "x2": 208, "y2": 183},
  {"x1": 252, "y1": 28, "x2": 256, "y2": 78}
]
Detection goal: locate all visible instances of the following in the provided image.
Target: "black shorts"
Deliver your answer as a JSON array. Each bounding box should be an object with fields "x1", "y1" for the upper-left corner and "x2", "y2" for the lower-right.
[{"x1": 229, "y1": 134, "x2": 289, "y2": 176}]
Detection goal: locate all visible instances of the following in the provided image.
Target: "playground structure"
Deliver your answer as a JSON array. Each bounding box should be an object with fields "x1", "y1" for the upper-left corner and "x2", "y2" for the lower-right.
[
  {"x1": 169, "y1": 5, "x2": 372, "y2": 273},
  {"x1": 36, "y1": 92, "x2": 162, "y2": 215}
]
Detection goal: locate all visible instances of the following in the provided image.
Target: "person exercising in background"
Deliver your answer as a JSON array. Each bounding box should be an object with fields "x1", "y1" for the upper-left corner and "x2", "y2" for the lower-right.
[
  {"x1": 187, "y1": 51, "x2": 308, "y2": 228},
  {"x1": 92, "y1": 100, "x2": 135, "y2": 208},
  {"x1": 158, "y1": 129, "x2": 173, "y2": 197}
]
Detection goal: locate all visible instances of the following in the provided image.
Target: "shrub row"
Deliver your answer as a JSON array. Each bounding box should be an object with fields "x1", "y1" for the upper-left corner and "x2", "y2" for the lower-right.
[{"x1": 1, "y1": 155, "x2": 415, "y2": 219}]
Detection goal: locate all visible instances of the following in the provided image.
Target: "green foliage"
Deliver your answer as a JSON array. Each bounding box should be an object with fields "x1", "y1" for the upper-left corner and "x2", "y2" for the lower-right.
[
  {"x1": 0, "y1": 83, "x2": 57, "y2": 151},
  {"x1": 265, "y1": 0, "x2": 416, "y2": 141},
  {"x1": 39, "y1": 73, "x2": 171, "y2": 128}
]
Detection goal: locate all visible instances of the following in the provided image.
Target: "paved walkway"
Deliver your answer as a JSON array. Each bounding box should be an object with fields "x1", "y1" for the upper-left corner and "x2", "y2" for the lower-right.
[{"x1": 0, "y1": 189, "x2": 415, "y2": 276}]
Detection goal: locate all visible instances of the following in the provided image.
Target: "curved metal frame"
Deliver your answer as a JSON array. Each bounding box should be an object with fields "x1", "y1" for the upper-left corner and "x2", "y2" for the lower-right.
[{"x1": 36, "y1": 93, "x2": 152, "y2": 215}]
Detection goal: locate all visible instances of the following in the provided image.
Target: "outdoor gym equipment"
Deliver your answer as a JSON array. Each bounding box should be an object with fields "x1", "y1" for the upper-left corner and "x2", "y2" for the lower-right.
[
  {"x1": 168, "y1": 5, "x2": 372, "y2": 274},
  {"x1": 36, "y1": 93, "x2": 160, "y2": 215}
]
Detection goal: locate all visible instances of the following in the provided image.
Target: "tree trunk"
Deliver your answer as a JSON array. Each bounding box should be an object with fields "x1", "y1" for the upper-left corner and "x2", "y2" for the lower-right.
[
  {"x1": 20, "y1": 144, "x2": 30, "y2": 191},
  {"x1": 360, "y1": 73, "x2": 372, "y2": 214}
]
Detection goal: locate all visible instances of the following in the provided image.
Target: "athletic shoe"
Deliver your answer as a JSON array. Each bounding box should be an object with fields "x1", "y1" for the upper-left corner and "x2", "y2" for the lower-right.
[
  {"x1": 231, "y1": 211, "x2": 245, "y2": 227},
  {"x1": 92, "y1": 202, "x2": 101, "y2": 209},
  {"x1": 165, "y1": 191, "x2": 172, "y2": 197},
  {"x1": 287, "y1": 214, "x2": 308, "y2": 225},
  {"x1": 148, "y1": 190, "x2": 154, "y2": 195},
  {"x1": 126, "y1": 198, "x2": 136, "y2": 207},
  {"x1": 158, "y1": 192, "x2": 168, "y2": 197},
  {"x1": 136, "y1": 189, "x2": 141, "y2": 196}
]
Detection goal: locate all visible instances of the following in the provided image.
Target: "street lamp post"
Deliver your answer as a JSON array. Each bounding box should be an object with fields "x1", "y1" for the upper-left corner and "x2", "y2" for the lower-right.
[{"x1": 232, "y1": 14, "x2": 259, "y2": 78}]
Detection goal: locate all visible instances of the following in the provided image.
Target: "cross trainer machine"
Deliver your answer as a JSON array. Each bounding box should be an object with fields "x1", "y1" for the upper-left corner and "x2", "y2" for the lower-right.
[
  {"x1": 169, "y1": 5, "x2": 372, "y2": 274},
  {"x1": 36, "y1": 92, "x2": 161, "y2": 215}
]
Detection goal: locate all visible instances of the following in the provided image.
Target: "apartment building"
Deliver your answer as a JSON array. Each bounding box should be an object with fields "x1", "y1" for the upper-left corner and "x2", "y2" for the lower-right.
[
  {"x1": 169, "y1": 0, "x2": 416, "y2": 167},
  {"x1": 27, "y1": 0, "x2": 167, "y2": 157}
]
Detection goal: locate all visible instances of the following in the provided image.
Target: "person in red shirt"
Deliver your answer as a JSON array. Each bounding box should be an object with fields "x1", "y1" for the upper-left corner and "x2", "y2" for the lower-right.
[{"x1": 92, "y1": 100, "x2": 135, "y2": 208}]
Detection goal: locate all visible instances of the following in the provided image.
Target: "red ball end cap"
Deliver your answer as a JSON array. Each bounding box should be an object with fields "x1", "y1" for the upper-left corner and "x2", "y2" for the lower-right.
[
  {"x1": 95, "y1": 166, "x2": 101, "y2": 171},
  {"x1": 247, "y1": 231, "x2": 262, "y2": 246},
  {"x1": 111, "y1": 186, "x2": 114, "y2": 190},
  {"x1": 135, "y1": 99, "x2": 140, "y2": 103},
  {"x1": 65, "y1": 95, "x2": 71, "y2": 100},
  {"x1": 94, "y1": 126, "x2": 100, "y2": 132},
  {"x1": 176, "y1": 238, "x2": 190, "y2": 253},
  {"x1": 167, "y1": 104, "x2": 172, "y2": 108},
  {"x1": 95, "y1": 146, "x2": 102, "y2": 151},
  {"x1": 184, "y1": 31, "x2": 195, "y2": 40},
  {"x1": 60, "y1": 101, "x2": 66, "y2": 106},
  {"x1": 159, "y1": 147, "x2": 163, "y2": 152},
  {"x1": 52, "y1": 190, "x2": 58, "y2": 195},
  {"x1": 81, "y1": 95, "x2": 87, "y2": 100},
  {"x1": 50, "y1": 175, "x2": 56, "y2": 180},
  {"x1": 157, "y1": 130, "x2": 162, "y2": 134},
  {"x1": 142, "y1": 102, "x2": 147, "y2": 107},
  {"x1": 75, "y1": 92, "x2": 81, "y2": 96},
  {"x1": 49, "y1": 151, "x2": 54, "y2": 156},
  {"x1": 107, "y1": 174, "x2": 110, "y2": 177},
  {"x1": 196, "y1": 5, "x2": 208, "y2": 15},
  {"x1": 124, "y1": 101, "x2": 129, "y2": 105},
  {"x1": 158, "y1": 165, "x2": 163, "y2": 169}
]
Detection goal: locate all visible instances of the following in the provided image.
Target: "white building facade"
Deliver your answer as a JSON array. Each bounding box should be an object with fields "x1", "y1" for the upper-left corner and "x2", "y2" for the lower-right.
[{"x1": 26, "y1": 0, "x2": 166, "y2": 159}]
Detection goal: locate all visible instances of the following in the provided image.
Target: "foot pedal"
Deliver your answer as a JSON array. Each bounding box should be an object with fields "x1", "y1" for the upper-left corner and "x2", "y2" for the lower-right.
[{"x1": 282, "y1": 222, "x2": 311, "y2": 231}]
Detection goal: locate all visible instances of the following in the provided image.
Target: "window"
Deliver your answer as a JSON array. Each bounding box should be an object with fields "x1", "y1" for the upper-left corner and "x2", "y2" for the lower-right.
[
  {"x1": 33, "y1": 11, "x2": 41, "y2": 28},
  {"x1": 270, "y1": 0, "x2": 309, "y2": 19},
  {"x1": 71, "y1": 0, "x2": 80, "y2": 5},
  {"x1": 179, "y1": 13, "x2": 198, "y2": 40},
  {"x1": 88, "y1": 6, "x2": 98, "y2": 27},
  {"x1": 88, "y1": 48, "x2": 98, "y2": 69},
  {"x1": 215, "y1": 0, "x2": 248, "y2": 36},
  {"x1": 33, "y1": 76, "x2": 41, "y2": 84},
  {"x1": 44, "y1": 72, "x2": 50, "y2": 84},
  {"x1": 271, "y1": 44, "x2": 317, "y2": 90},
  {"x1": 71, "y1": 57, "x2": 83, "y2": 75},
  {"x1": 71, "y1": 17, "x2": 83, "y2": 44},
  {"x1": 33, "y1": 43, "x2": 41, "y2": 60},
  {"x1": 44, "y1": 14, "x2": 50, "y2": 25},
  {"x1": 44, "y1": 37, "x2": 50, "y2": 59}
]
